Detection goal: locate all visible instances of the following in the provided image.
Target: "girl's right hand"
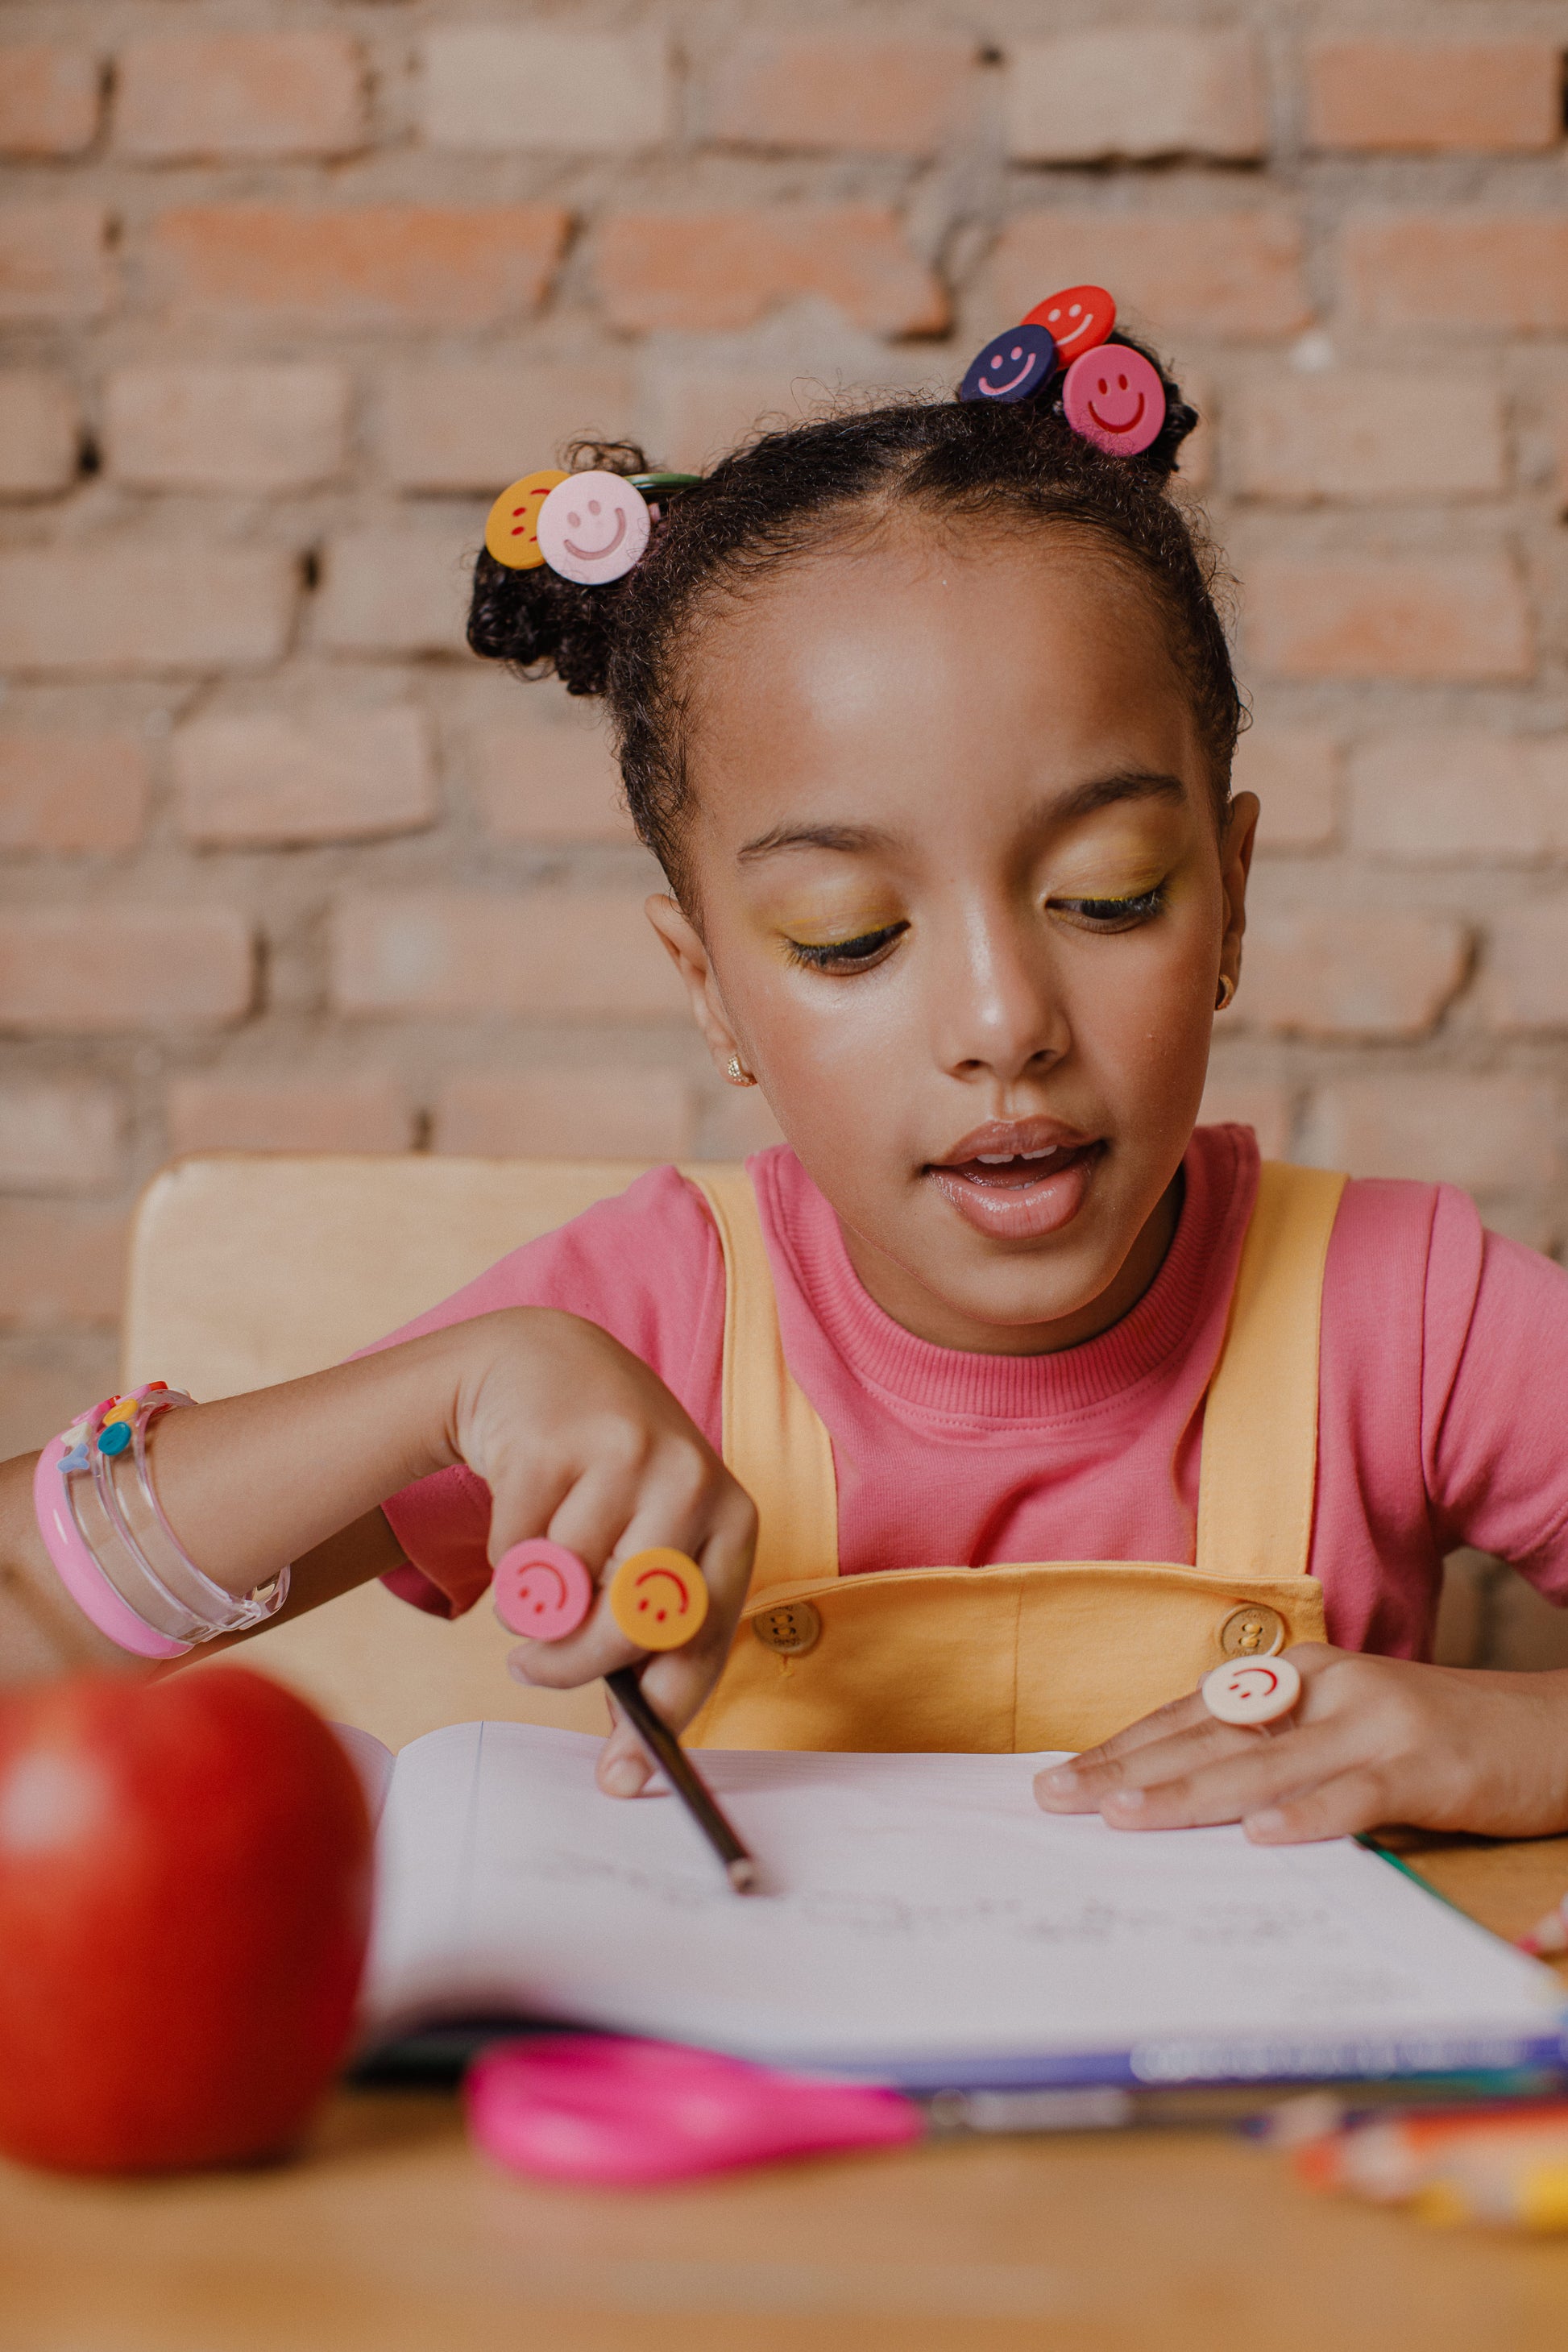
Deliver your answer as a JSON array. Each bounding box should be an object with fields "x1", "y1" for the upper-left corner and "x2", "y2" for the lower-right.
[{"x1": 448, "y1": 1308, "x2": 757, "y2": 1797}]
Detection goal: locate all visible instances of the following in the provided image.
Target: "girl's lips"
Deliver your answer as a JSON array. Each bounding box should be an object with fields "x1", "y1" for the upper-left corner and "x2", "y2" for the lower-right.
[{"x1": 927, "y1": 1143, "x2": 1101, "y2": 1241}]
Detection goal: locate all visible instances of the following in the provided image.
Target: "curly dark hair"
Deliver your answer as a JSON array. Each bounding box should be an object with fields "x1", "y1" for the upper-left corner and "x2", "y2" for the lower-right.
[{"x1": 467, "y1": 338, "x2": 1238, "y2": 905}]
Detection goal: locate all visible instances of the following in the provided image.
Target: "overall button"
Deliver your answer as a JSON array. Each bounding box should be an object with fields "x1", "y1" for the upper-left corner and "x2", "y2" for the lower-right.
[
  {"x1": 1218, "y1": 1603, "x2": 1285, "y2": 1660},
  {"x1": 752, "y1": 1600, "x2": 821, "y2": 1657}
]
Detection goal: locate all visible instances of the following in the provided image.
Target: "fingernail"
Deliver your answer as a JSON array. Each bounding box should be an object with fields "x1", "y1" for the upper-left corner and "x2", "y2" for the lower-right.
[
  {"x1": 1247, "y1": 1807, "x2": 1288, "y2": 1838},
  {"x1": 1039, "y1": 1765, "x2": 1080, "y2": 1794},
  {"x1": 603, "y1": 1756, "x2": 646, "y2": 1798},
  {"x1": 506, "y1": 1649, "x2": 537, "y2": 1684},
  {"x1": 1104, "y1": 1787, "x2": 1146, "y2": 1813}
]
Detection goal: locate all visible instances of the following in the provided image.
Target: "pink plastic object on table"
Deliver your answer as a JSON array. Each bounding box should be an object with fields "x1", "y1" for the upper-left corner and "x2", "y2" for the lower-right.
[
  {"x1": 465, "y1": 2034, "x2": 923, "y2": 2186},
  {"x1": 492, "y1": 1540, "x2": 595, "y2": 1641}
]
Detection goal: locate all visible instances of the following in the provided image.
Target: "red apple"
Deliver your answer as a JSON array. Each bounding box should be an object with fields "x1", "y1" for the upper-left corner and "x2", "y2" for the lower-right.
[{"x1": 0, "y1": 1664, "x2": 373, "y2": 2173}]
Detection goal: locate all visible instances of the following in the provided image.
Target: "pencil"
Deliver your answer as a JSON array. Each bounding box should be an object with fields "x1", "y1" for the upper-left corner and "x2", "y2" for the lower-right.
[{"x1": 604, "y1": 1666, "x2": 757, "y2": 1894}]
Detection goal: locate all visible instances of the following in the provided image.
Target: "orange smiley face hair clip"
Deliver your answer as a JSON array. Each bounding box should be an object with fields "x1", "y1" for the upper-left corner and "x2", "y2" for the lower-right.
[{"x1": 483, "y1": 470, "x2": 569, "y2": 568}]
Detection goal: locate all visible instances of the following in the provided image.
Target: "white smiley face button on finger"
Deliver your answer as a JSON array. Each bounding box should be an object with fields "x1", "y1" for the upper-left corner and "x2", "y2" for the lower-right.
[{"x1": 1201, "y1": 1653, "x2": 1302, "y2": 1728}]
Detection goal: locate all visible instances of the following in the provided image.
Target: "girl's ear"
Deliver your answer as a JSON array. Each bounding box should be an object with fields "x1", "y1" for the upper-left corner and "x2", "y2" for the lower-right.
[
  {"x1": 644, "y1": 894, "x2": 749, "y2": 1078},
  {"x1": 1218, "y1": 791, "x2": 1259, "y2": 1002}
]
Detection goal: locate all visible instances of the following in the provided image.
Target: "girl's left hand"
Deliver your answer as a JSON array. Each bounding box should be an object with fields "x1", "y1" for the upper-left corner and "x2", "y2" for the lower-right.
[{"x1": 1034, "y1": 1646, "x2": 1568, "y2": 1844}]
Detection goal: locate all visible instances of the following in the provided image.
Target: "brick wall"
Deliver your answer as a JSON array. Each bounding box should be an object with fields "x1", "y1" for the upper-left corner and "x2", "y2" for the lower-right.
[{"x1": 3, "y1": 2, "x2": 1568, "y2": 1459}]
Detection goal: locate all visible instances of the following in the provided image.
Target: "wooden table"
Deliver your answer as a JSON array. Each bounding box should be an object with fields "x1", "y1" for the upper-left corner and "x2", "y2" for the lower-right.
[{"x1": 5, "y1": 1836, "x2": 1568, "y2": 2352}]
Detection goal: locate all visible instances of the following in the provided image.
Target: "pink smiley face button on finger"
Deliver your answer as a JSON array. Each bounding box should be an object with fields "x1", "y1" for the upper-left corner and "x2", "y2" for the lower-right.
[
  {"x1": 494, "y1": 1541, "x2": 595, "y2": 1642},
  {"x1": 1062, "y1": 346, "x2": 1166, "y2": 458},
  {"x1": 1201, "y1": 1653, "x2": 1302, "y2": 1728},
  {"x1": 536, "y1": 471, "x2": 651, "y2": 585}
]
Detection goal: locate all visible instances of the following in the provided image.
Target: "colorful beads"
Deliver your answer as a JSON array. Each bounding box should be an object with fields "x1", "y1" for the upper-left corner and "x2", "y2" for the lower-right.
[{"x1": 55, "y1": 1386, "x2": 176, "y2": 1477}]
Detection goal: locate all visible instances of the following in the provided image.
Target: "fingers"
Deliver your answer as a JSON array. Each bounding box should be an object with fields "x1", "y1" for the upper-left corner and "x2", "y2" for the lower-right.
[
  {"x1": 1034, "y1": 1647, "x2": 1372, "y2": 1832},
  {"x1": 1036, "y1": 1711, "x2": 1256, "y2": 1811},
  {"x1": 503, "y1": 1665, "x2": 657, "y2": 1799},
  {"x1": 1034, "y1": 1646, "x2": 1348, "y2": 1815},
  {"x1": 1037, "y1": 1690, "x2": 1214, "y2": 1794},
  {"x1": 1242, "y1": 1768, "x2": 1393, "y2": 1846},
  {"x1": 595, "y1": 1701, "x2": 654, "y2": 1799},
  {"x1": 1092, "y1": 1719, "x2": 1365, "y2": 1831},
  {"x1": 464, "y1": 1317, "x2": 759, "y2": 1729},
  {"x1": 499, "y1": 1452, "x2": 753, "y2": 1692}
]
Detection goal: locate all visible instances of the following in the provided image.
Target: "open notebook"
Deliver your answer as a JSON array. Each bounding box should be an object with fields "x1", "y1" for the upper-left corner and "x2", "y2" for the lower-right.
[{"x1": 350, "y1": 1722, "x2": 1566, "y2": 2091}]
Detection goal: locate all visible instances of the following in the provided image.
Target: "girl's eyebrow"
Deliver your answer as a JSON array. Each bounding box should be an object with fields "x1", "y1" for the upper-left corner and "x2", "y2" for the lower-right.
[
  {"x1": 1050, "y1": 770, "x2": 1188, "y2": 822},
  {"x1": 737, "y1": 773, "x2": 1186, "y2": 865},
  {"x1": 737, "y1": 822, "x2": 896, "y2": 863}
]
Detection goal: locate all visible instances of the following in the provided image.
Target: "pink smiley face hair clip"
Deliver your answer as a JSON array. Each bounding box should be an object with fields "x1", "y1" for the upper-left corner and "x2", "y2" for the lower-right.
[
  {"x1": 536, "y1": 470, "x2": 652, "y2": 584},
  {"x1": 487, "y1": 468, "x2": 704, "y2": 584},
  {"x1": 1061, "y1": 346, "x2": 1166, "y2": 458}
]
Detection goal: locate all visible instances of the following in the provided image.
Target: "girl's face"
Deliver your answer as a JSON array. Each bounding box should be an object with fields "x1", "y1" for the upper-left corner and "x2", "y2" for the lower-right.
[{"x1": 648, "y1": 527, "x2": 1258, "y2": 1355}]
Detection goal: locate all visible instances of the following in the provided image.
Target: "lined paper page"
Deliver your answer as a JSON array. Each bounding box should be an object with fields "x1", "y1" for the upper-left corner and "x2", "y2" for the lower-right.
[{"x1": 365, "y1": 1726, "x2": 1563, "y2": 2084}]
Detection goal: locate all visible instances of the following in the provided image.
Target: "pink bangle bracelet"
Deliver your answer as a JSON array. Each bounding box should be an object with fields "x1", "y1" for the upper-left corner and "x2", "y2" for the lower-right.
[{"x1": 33, "y1": 1387, "x2": 290, "y2": 1658}]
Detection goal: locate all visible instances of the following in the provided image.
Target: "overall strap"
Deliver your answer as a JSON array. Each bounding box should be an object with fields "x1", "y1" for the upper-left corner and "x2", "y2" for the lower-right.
[
  {"x1": 681, "y1": 1167, "x2": 839, "y2": 1594},
  {"x1": 1194, "y1": 1161, "x2": 1347, "y2": 1585}
]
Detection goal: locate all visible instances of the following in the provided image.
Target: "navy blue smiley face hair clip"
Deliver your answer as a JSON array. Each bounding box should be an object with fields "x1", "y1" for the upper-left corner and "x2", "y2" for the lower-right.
[
  {"x1": 959, "y1": 322, "x2": 1059, "y2": 404},
  {"x1": 959, "y1": 284, "x2": 1197, "y2": 472}
]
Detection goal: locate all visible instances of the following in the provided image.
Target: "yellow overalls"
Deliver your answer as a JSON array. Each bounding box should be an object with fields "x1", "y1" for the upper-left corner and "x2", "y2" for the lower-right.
[{"x1": 682, "y1": 1161, "x2": 1346, "y2": 1754}]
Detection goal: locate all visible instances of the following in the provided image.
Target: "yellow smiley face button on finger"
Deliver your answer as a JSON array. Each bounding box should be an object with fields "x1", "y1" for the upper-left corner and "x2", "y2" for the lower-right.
[
  {"x1": 608, "y1": 1548, "x2": 710, "y2": 1651},
  {"x1": 484, "y1": 470, "x2": 569, "y2": 569}
]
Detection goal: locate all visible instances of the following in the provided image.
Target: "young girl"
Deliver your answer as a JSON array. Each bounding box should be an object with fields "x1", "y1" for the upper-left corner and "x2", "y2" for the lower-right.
[{"x1": 6, "y1": 310, "x2": 1568, "y2": 1850}]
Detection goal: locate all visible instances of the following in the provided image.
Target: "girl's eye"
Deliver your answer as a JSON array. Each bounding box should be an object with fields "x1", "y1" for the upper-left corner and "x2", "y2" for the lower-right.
[
  {"x1": 785, "y1": 923, "x2": 907, "y2": 973},
  {"x1": 1048, "y1": 886, "x2": 1167, "y2": 932}
]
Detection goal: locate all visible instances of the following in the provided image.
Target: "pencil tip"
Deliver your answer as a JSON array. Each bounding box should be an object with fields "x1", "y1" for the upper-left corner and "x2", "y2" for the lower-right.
[{"x1": 728, "y1": 1858, "x2": 758, "y2": 1894}]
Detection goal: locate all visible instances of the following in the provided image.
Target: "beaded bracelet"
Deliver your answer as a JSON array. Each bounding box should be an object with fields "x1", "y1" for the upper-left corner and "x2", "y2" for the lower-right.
[{"x1": 33, "y1": 1385, "x2": 290, "y2": 1658}]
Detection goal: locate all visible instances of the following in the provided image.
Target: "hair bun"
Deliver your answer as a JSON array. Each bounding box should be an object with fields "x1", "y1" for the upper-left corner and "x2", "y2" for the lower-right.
[{"x1": 466, "y1": 440, "x2": 652, "y2": 696}]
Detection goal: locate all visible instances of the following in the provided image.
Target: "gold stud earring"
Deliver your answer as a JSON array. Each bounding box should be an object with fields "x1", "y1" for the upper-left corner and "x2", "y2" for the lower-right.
[
  {"x1": 725, "y1": 1055, "x2": 757, "y2": 1087},
  {"x1": 1215, "y1": 974, "x2": 1236, "y2": 1012}
]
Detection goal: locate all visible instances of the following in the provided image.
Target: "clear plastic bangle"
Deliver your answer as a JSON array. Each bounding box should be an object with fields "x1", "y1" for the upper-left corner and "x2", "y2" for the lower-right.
[{"x1": 39, "y1": 1388, "x2": 289, "y2": 1653}]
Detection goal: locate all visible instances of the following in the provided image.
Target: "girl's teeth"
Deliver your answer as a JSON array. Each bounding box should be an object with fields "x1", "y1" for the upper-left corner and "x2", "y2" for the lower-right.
[{"x1": 973, "y1": 1147, "x2": 1060, "y2": 1166}]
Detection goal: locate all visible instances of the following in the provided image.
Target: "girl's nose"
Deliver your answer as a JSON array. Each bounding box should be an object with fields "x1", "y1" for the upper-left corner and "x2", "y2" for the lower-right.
[{"x1": 930, "y1": 909, "x2": 1068, "y2": 1085}]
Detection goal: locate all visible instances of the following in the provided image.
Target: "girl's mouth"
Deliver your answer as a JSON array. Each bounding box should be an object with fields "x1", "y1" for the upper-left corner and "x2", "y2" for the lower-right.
[{"x1": 926, "y1": 1126, "x2": 1103, "y2": 1242}]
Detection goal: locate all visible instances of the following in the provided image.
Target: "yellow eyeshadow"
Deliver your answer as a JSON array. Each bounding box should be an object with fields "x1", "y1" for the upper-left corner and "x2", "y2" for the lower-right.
[
  {"x1": 1047, "y1": 868, "x2": 1169, "y2": 901},
  {"x1": 771, "y1": 910, "x2": 903, "y2": 948}
]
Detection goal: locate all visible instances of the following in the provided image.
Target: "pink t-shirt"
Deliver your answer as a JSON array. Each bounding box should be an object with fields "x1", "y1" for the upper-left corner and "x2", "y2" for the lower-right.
[{"x1": 371, "y1": 1126, "x2": 1568, "y2": 1658}]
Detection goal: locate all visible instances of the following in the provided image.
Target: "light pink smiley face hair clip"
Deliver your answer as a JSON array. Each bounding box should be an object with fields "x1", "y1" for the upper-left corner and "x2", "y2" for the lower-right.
[{"x1": 535, "y1": 471, "x2": 653, "y2": 585}]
